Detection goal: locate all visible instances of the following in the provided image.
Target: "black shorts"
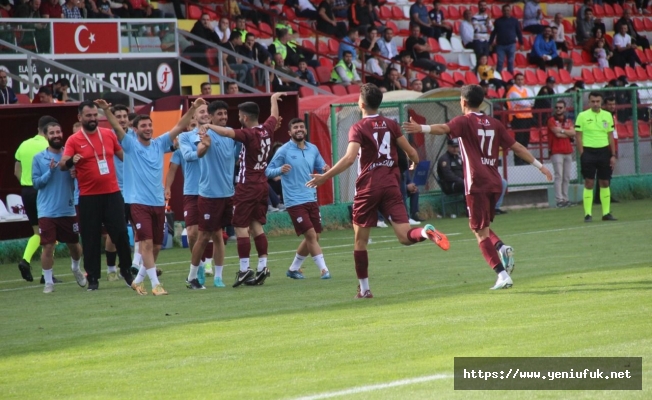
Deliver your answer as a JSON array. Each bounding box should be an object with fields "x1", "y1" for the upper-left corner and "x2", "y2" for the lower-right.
[
  {"x1": 124, "y1": 202, "x2": 132, "y2": 224},
  {"x1": 581, "y1": 146, "x2": 612, "y2": 181},
  {"x1": 21, "y1": 186, "x2": 38, "y2": 226}
]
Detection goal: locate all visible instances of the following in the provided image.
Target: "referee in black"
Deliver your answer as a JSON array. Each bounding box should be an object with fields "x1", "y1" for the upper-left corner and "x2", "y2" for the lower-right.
[{"x1": 574, "y1": 92, "x2": 617, "y2": 222}]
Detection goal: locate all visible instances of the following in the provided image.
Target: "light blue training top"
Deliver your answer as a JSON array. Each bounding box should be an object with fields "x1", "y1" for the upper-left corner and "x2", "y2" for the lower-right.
[
  {"x1": 192, "y1": 129, "x2": 238, "y2": 199},
  {"x1": 32, "y1": 149, "x2": 76, "y2": 218}
]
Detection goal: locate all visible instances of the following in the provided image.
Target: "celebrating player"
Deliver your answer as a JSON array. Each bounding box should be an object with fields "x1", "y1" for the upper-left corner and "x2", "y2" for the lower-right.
[
  {"x1": 403, "y1": 84, "x2": 553, "y2": 290},
  {"x1": 307, "y1": 84, "x2": 450, "y2": 298}
]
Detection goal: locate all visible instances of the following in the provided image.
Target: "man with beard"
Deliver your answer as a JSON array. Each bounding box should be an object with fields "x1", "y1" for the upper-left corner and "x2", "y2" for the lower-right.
[
  {"x1": 0, "y1": 70, "x2": 18, "y2": 105},
  {"x1": 31, "y1": 121, "x2": 86, "y2": 293},
  {"x1": 185, "y1": 100, "x2": 239, "y2": 289},
  {"x1": 266, "y1": 118, "x2": 332, "y2": 280},
  {"x1": 59, "y1": 101, "x2": 133, "y2": 291},
  {"x1": 98, "y1": 98, "x2": 205, "y2": 295}
]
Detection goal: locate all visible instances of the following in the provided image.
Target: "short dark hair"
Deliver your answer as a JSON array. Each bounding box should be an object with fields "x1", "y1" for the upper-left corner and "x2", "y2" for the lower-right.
[
  {"x1": 55, "y1": 78, "x2": 71, "y2": 87},
  {"x1": 132, "y1": 115, "x2": 152, "y2": 128},
  {"x1": 227, "y1": 81, "x2": 238, "y2": 88},
  {"x1": 288, "y1": 118, "x2": 304, "y2": 128},
  {"x1": 208, "y1": 100, "x2": 228, "y2": 115},
  {"x1": 128, "y1": 112, "x2": 138, "y2": 122},
  {"x1": 200, "y1": 82, "x2": 211, "y2": 89},
  {"x1": 235, "y1": 15, "x2": 246, "y2": 22},
  {"x1": 348, "y1": 27, "x2": 358, "y2": 36},
  {"x1": 360, "y1": 83, "x2": 383, "y2": 111},
  {"x1": 77, "y1": 99, "x2": 96, "y2": 114},
  {"x1": 229, "y1": 31, "x2": 242, "y2": 41},
  {"x1": 460, "y1": 84, "x2": 485, "y2": 108},
  {"x1": 238, "y1": 101, "x2": 259, "y2": 119},
  {"x1": 342, "y1": 50, "x2": 353, "y2": 57},
  {"x1": 556, "y1": 99, "x2": 566, "y2": 106},
  {"x1": 604, "y1": 95, "x2": 616, "y2": 103},
  {"x1": 514, "y1": 72, "x2": 524, "y2": 79},
  {"x1": 245, "y1": 33, "x2": 256, "y2": 41},
  {"x1": 111, "y1": 104, "x2": 129, "y2": 114},
  {"x1": 37, "y1": 86, "x2": 52, "y2": 96},
  {"x1": 589, "y1": 91, "x2": 603, "y2": 99},
  {"x1": 38, "y1": 115, "x2": 58, "y2": 133},
  {"x1": 44, "y1": 121, "x2": 61, "y2": 134},
  {"x1": 584, "y1": 8, "x2": 593, "y2": 16},
  {"x1": 367, "y1": 26, "x2": 377, "y2": 34}
]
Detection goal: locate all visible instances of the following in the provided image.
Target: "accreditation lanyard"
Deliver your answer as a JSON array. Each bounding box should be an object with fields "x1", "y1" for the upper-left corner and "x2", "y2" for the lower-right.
[{"x1": 81, "y1": 129, "x2": 110, "y2": 175}]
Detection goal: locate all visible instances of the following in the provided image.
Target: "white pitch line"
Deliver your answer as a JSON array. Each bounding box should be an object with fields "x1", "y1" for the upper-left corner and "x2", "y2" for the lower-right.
[{"x1": 292, "y1": 374, "x2": 453, "y2": 400}]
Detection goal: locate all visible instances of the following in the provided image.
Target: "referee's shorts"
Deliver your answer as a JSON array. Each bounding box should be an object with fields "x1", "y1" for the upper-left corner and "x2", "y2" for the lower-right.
[{"x1": 580, "y1": 146, "x2": 612, "y2": 181}]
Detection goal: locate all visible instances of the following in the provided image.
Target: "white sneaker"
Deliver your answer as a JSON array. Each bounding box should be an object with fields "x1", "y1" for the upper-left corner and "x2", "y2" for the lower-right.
[
  {"x1": 268, "y1": 205, "x2": 279, "y2": 212},
  {"x1": 408, "y1": 218, "x2": 421, "y2": 226},
  {"x1": 499, "y1": 246, "x2": 515, "y2": 275},
  {"x1": 43, "y1": 283, "x2": 55, "y2": 293},
  {"x1": 490, "y1": 275, "x2": 513, "y2": 290},
  {"x1": 72, "y1": 268, "x2": 87, "y2": 287},
  {"x1": 205, "y1": 265, "x2": 214, "y2": 276},
  {"x1": 377, "y1": 220, "x2": 388, "y2": 228}
]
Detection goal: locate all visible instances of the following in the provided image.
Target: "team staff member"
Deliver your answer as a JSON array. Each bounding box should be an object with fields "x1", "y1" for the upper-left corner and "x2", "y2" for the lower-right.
[
  {"x1": 59, "y1": 100, "x2": 134, "y2": 291},
  {"x1": 574, "y1": 92, "x2": 617, "y2": 222},
  {"x1": 266, "y1": 118, "x2": 332, "y2": 280},
  {"x1": 32, "y1": 121, "x2": 87, "y2": 293},
  {"x1": 14, "y1": 115, "x2": 57, "y2": 283},
  {"x1": 547, "y1": 100, "x2": 576, "y2": 208}
]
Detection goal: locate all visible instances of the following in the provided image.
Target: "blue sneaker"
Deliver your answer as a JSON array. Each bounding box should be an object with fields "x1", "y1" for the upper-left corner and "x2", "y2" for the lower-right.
[
  {"x1": 320, "y1": 270, "x2": 331, "y2": 279},
  {"x1": 197, "y1": 266, "x2": 206, "y2": 286},
  {"x1": 286, "y1": 269, "x2": 305, "y2": 279},
  {"x1": 213, "y1": 277, "x2": 225, "y2": 288}
]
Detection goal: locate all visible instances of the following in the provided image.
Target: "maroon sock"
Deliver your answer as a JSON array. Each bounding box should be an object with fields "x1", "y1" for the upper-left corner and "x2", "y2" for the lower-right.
[
  {"x1": 353, "y1": 250, "x2": 368, "y2": 279},
  {"x1": 407, "y1": 228, "x2": 426, "y2": 243},
  {"x1": 236, "y1": 237, "x2": 251, "y2": 259},
  {"x1": 202, "y1": 241, "x2": 213, "y2": 261},
  {"x1": 479, "y1": 237, "x2": 502, "y2": 270},
  {"x1": 253, "y1": 233, "x2": 268, "y2": 257},
  {"x1": 489, "y1": 229, "x2": 504, "y2": 249}
]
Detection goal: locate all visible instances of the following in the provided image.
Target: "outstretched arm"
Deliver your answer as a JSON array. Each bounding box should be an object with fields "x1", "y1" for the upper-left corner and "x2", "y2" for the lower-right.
[
  {"x1": 169, "y1": 98, "x2": 207, "y2": 140},
  {"x1": 402, "y1": 117, "x2": 451, "y2": 136},
  {"x1": 306, "y1": 141, "x2": 360, "y2": 188},
  {"x1": 270, "y1": 92, "x2": 286, "y2": 120},
  {"x1": 95, "y1": 99, "x2": 126, "y2": 141},
  {"x1": 202, "y1": 124, "x2": 236, "y2": 138}
]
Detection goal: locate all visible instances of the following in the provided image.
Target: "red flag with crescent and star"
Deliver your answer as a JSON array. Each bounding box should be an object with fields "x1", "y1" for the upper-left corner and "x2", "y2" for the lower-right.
[{"x1": 53, "y1": 22, "x2": 119, "y2": 54}]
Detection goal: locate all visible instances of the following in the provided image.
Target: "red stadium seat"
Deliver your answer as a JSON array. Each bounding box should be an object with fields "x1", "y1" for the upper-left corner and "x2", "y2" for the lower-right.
[
  {"x1": 638, "y1": 121, "x2": 651, "y2": 138},
  {"x1": 614, "y1": 66, "x2": 626, "y2": 77},
  {"x1": 501, "y1": 70, "x2": 514, "y2": 82},
  {"x1": 205, "y1": 48, "x2": 218, "y2": 66},
  {"x1": 440, "y1": 72, "x2": 454, "y2": 87},
  {"x1": 614, "y1": 3, "x2": 624, "y2": 16},
  {"x1": 547, "y1": 69, "x2": 560, "y2": 82},
  {"x1": 428, "y1": 37, "x2": 441, "y2": 53},
  {"x1": 258, "y1": 22, "x2": 273, "y2": 39},
  {"x1": 581, "y1": 51, "x2": 593, "y2": 65},
  {"x1": 646, "y1": 64, "x2": 652, "y2": 78},
  {"x1": 624, "y1": 121, "x2": 635, "y2": 138},
  {"x1": 448, "y1": 6, "x2": 460, "y2": 20},
  {"x1": 604, "y1": 67, "x2": 617, "y2": 81},
  {"x1": 391, "y1": 6, "x2": 407, "y2": 20},
  {"x1": 317, "y1": 40, "x2": 329, "y2": 57},
  {"x1": 525, "y1": 70, "x2": 538, "y2": 85},
  {"x1": 515, "y1": 53, "x2": 528, "y2": 68},
  {"x1": 298, "y1": 21, "x2": 313, "y2": 37},
  {"x1": 625, "y1": 66, "x2": 638, "y2": 81},
  {"x1": 593, "y1": 4, "x2": 605, "y2": 17},
  {"x1": 636, "y1": 65, "x2": 648, "y2": 80},
  {"x1": 581, "y1": 68, "x2": 595, "y2": 84},
  {"x1": 644, "y1": 18, "x2": 652, "y2": 31},
  {"x1": 188, "y1": 5, "x2": 202, "y2": 20},
  {"x1": 529, "y1": 128, "x2": 541, "y2": 143},
  {"x1": 604, "y1": 4, "x2": 615, "y2": 17},
  {"x1": 571, "y1": 51, "x2": 586, "y2": 66},
  {"x1": 331, "y1": 85, "x2": 348, "y2": 96},
  {"x1": 16, "y1": 94, "x2": 31, "y2": 104},
  {"x1": 633, "y1": 18, "x2": 645, "y2": 33},
  {"x1": 299, "y1": 86, "x2": 314, "y2": 98},
  {"x1": 302, "y1": 39, "x2": 316, "y2": 52},
  {"x1": 327, "y1": 38, "x2": 339, "y2": 56},
  {"x1": 346, "y1": 84, "x2": 361, "y2": 94},
  {"x1": 512, "y1": 5, "x2": 523, "y2": 19},
  {"x1": 315, "y1": 66, "x2": 332, "y2": 84},
  {"x1": 559, "y1": 69, "x2": 573, "y2": 84},
  {"x1": 318, "y1": 85, "x2": 333, "y2": 94},
  {"x1": 453, "y1": 71, "x2": 465, "y2": 82},
  {"x1": 319, "y1": 57, "x2": 333, "y2": 68},
  {"x1": 379, "y1": 7, "x2": 392, "y2": 20},
  {"x1": 536, "y1": 69, "x2": 547, "y2": 85},
  {"x1": 284, "y1": 6, "x2": 297, "y2": 21},
  {"x1": 636, "y1": 48, "x2": 647, "y2": 63},
  {"x1": 562, "y1": 19, "x2": 574, "y2": 34},
  {"x1": 465, "y1": 71, "x2": 480, "y2": 85},
  {"x1": 593, "y1": 67, "x2": 607, "y2": 83}
]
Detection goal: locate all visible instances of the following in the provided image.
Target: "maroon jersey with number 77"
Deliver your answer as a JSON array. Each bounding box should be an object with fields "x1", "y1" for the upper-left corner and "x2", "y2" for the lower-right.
[{"x1": 233, "y1": 115, "x2": 278, "y2": 185}]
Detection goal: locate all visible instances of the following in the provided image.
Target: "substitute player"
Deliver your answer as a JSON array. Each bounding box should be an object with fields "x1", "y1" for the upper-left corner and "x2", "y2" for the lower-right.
[
  {"x1": 403, "y1": 84, "x2": 553, "y2": 290},
  {"x1": 307, "y1": 84, "x2": 450, "y2": 298},
  {"x1": 266, "y1": 118, "x2": 332, "y2": 280},
  {"x1": 575, "y1": 92, "x2": 617, "y2": 222},
  {"x1": 32, "y1": 121, "x2": 87, "y2": 293},
  {"x1": 202, "y1": 93, "x2": 285, "y2": 287}
]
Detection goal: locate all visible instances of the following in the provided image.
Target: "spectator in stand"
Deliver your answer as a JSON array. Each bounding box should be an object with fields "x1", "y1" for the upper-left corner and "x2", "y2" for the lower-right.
[
  {"x1": 62, "y1": 0, "x2": 82, "y2": 19},
  {"x1": 428, "y1": 1, "x2": 453, "y2": 41},
  {"x1": 332, "y1": 0, "x2": 348, "y2": 18},
  {"x1": 94, "y1": 0, "x2": 115, "y2": 18},
  {"x1": 382, "y1": 67, "x2": 403, "y2": 92},
  {"x1": 534, "y1": 85, "x2": 553, "y2": 125},
  {"x1": 0, "y1": 71, "x2": 17, "y2": 105},
  {"x1": 406, "y1": 24, "x2": 445, "y2": 71},
  {"x1": 410, "y1": 0, "x2": 435, "y2": 38},
  {"x1": 576, "y1": 8, "x2": 595, "y2": 46},
  {"x1": 471, "y1": 1, "x2": 493, "y2": 57},
  {"x1": 522, "y1": 0, "x2": 544, "y2": 34},
  {"x1": 489, "y1": 5, "x2": 523, "y2": 74},
  {"x1": 226, "y1": 81, "x2": 239, "y2": 94},
  {"x1": 242, "y1": 32, "x2": 269, "y2": 64},
  {"x1": 233, "y1": 16, "x2": 249, "y2": 42},
  {"x1": 583, "y1": 27, "x2": 605, "y2": 53},
  {"x1": 409, "y1": 78, "x2": 423, "y2": 92},
  {"x1": 550, "y1": 14, "x2": 569, "y2": 52},
  {"x1": 317, "y1": 0, "x2": 347, "y2": 38},
  {"x1": 215, "y1": 17, "x2": 231, "y2": 44},
  {"x1": 338, "y1": 28, "x2": 361, "y2": 68},
  {"x1": 616, "y1": 8, "x2": 650, "y2": 50},
  {"x1": 331, "y1": 50, "x2": 362, "y2": 86},
  {"x1": 460, "y1": 11, "x2": 475, "y2": 53},
  {"x1": 349, "y1": 0, "x2": 373, "y2": 32},
  {"x1": 200, "y1": 82, "x2": 212, "y2": 96},
  {"x1": 222, "y1": 31, "x2": 254, "y2": 88},
  {"x1": 297, "y1": 60, "x2": 317, "y2": 85},
  {"x1": 272, "y1": 52, "x2": 300, "y2": 91},
  {"x1": 547, "y1": 100, "x2": 576, "y2": 208},
  {"x1": 634, "y1": 0, "x2": 650, "y2": 15},
  {"x1": 14, "y1": 0, "x2": 52, "y2": 53},
  {"x1": 35, "y1": 86, "x2": 57, "y2": 103},
  {"x1": 191, "y1": 13, "x2": 221, "y2": 46},
  {"x1": 475, "y1": 54, "x2": 504, "y2": 90},
  {"x1": 594, "y1": 38, "x2": 611, "y2": 69},
  {"x1": 391, "y1": 50, "x2": 416, "y2": 87},
  {"x1": 506, "y1": 73, "x2": 534, "y2": 165},
  {"x1": 269, "y1": 29, "x2": 301, "y2": 67},
  {"x1": 286, "y1": 0, "x2": 319, "y2": 20},
  {"x1": 528, "y1": 26, "x2": 565, "y2": 71},
  {"x1": 421, "y1": 65, "x2": 442, "y2": 92},
  {"x1": 127, "y1": 0, "x2": 163, "y2": 19},
  {"x1": 612, "y1": 23, "x2": 646, "y2": 68},
  {"x1": 365, "y1": 46, "x2": 386, "y2": 87},
  {"x1": 576, "y1": 0, "x2": 592, "y2": 21},
  {"x1": 40, "y1": 0, "x2": 61, "y2": 17},
  {"x1": 377, "y1": 27, "x2": 398, "y2": 61},
  {"x1": 359, "y1": 26, "x2": 379, "y2": 62}
]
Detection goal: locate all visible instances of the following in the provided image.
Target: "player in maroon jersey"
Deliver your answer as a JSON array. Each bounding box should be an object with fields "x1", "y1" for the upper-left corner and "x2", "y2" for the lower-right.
[
  {"x1": 404, "y1": 84, "x2": 553, "y2": 290},
  {"x1": 307, "y1": 84, "x2": 450, "y2": 299},
  {"x1": 202, "y1": 92, "x2": 285, "y2": 287}
]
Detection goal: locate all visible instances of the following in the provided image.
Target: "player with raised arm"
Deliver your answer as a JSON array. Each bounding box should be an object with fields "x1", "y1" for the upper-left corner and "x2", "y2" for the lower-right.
[
  {"x1": 403, "y1": 84, "x2": 553, "y2": 289},
  {"x1": 201, "y1": 93, "x2": 285, "y2": 287},
  {"x1": 266, "y1": 118, "x2": 332, "y2": 280},
  {"x1": 306, "y1": 84, "x2": 450, "y2": 298}
]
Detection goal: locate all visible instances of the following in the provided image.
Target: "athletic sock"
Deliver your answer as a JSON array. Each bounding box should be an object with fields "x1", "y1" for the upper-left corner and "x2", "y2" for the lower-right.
[
  {"x1": 289, "y1": 254, "x2": 306, "y2": 271},
  {"x1": 71, "y1": 258, "x2": 81, "y2": 271},
  {"x1": 583, "y1": 188, "x2": 593, "y2": 216},
  {"x1": 407, "y1": 228, "x2": 426, "y2": 243},
  {"x1": 479, "y1": 237, "x2": 502, "y2": 270},
  {"x1": 214, "y1": 265, "x2": 223, "y2": 279},
  {"x1": 105, "y1": 251, "x2": 117, "y2": 267},
  {"x1": 253, "y1": 233, "x2": 268, "y2": 257},
  {"x1": 257, "y1": 257, "x2": 267, "y2": 272},
  {"x1": 489, "y1": 230, "x2": 504, "y2": 250},
  {"x1": 146, "y1": 267, "x2": 160, "y2": 288},
  {"x1": 133, "y1": 265, "x2": 147, "y2": 284},
  {"x1": 188, "y1": 264, "x2": 199, "y2": 281},
  {"x1": 312, "y1": 254, "x2": 328, "y2": 271},
  {"x1": 239, "y1": 258, "x2": 250, "y2": 272},
  {"x1": 132, "y1": 250, "x2": 142, "y2": 267},
  {"x1": 359, "y1": 278, "x2": 370, "y2": 293},
  {"x1": 599, "y1": 186, "x2": 611, "y2": 216},
  {"x1": 42, "y1": 269, "x2": 53, "y2": 285},
  {"x1": 23, "y1": 234, "x2": 41, "y2": 263}
]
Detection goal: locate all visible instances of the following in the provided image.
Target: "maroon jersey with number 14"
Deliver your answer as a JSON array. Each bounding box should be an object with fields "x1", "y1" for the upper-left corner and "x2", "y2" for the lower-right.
[
  {"x1": 446, "y1": 112, "x2": 516, "y2": 194},
  {"x1": 349, "y1": 115, "x2": 403, "y2": 194},
  {"x1": 233, "y1": 115, "x2": 278, "y2": 185}
]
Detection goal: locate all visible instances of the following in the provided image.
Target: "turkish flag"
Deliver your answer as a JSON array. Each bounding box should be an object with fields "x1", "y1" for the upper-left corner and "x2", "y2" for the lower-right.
[{"x1": 53, "y1": 22, "x2": 119, "y2": 54}]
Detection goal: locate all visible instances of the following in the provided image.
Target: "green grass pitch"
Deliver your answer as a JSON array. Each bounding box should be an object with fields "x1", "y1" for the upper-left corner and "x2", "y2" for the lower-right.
[{"x1": 0, "y1": 199, "x2": 650, "y2": 399}]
